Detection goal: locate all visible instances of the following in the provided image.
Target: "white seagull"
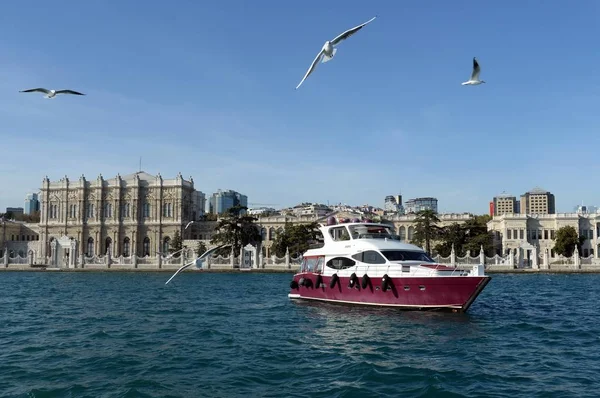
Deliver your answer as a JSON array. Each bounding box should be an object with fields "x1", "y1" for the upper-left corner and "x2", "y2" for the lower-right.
[
  {"x1": 165, "y1": 244, "x2": 229, "y2": 285},
  {"x1": 185, "y1": 221, "x2": 194, "y2": 230},
  {"x1": 19, "y1": 88, "x2": 85, "y2": 99},
  {"x1": 295, "y1": 16, "x2": 377, "y2": 90},
  {"x1": 462, "y1": 57, "x2": 485, "y2": 85}
]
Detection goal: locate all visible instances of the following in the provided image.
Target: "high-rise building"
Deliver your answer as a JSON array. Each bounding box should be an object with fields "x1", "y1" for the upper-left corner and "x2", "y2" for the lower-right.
[
  {"x1": 492, "y1": 193, "x2": 519, "y2": 216},
  {"x1": 5, "y1": 207, "x2": 24, "y2": 217},
  {"x1": 208, "y1": 189, "x2": 248, "y2": 214},
  {"x1": 24, "y1": 193, "x2": 40, "y2": 215},
  {"x1": 404, "y1": 197, "x2": 438, "y2": 214},
  {"x1": 520, "y1": 188, "x2": 555, "y2": 215},
  {"x1": 384, "y1": 195, "x2": 402, "y2": 213}
]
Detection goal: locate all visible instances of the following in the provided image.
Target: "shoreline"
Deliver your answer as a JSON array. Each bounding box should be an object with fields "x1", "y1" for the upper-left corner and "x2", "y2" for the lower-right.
[{"x1": 1, "y1": 267, "x2": 599, "y2": 274}]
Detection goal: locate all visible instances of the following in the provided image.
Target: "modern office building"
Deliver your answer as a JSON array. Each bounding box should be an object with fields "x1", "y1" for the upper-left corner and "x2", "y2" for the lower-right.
[
  {"x1": 404, "y1": 197, "x2": 438, "y2": 214},
  {"x1": 492, "y1": 193, "x2": 519, "y2": 216},
  {"x1": 208, "y1": 189, "x2": 248, "y2": 214},
  {"x1": 520, "y1": 188, "x2": 555, "y2": 215},
  {"x1": 24, "y1": 193, "x2": 40, "y2": 215}
]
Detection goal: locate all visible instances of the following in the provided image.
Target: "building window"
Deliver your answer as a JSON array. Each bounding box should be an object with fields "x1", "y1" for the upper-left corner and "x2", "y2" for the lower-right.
[
  {"x1": 87, "y1": 237, "x2": 94, "y2": 256},
  {"x1": 399, "y1": 226, "x2": 406, "y2": 240},
  {"x1": 143, "y1": 203, "x2": 151, "y2": 218},
  {"x1": 68, "y1": 204, "x2": 77, "y2": 218},
  {"x1": 407, "y1": 226, "x2": 414, "y2": 240},
  {"x1": 507, "y1": 230, "x2": 512, "y2": 239},
  {"x1": 143, "y1": 237, "x2": 150, "y2": 256},
  {"x1": 122, "y1": 203, "x2": 130, "y2": 218},
  {"x1": 50, "y1": 203, "x2": 58, "y2": 219},
  {"x1": 544, "y1": 230, "x2": 548, "y2": 240},
  {"x1": 269, "y1": 227, "x2": 275, "y2": 240},
  {"x1": 105, "y1": 237, "x2": 112, "y2": 255},
  {"x1": 519, "y1": 229, "x2": 524, "y2": 240},
  {"x1": 87, "y1": 204, "x2": 95, "y2": 219},
  {"x1": 163, "y1": 203, "x2": 173, "y2": 218},
  {"x1": 123, "y1": 237, "x2": 130, "y2": 257},
  {"x1": 105, "y1": 203, "x2": 112, "y2": 219},
  {"x1": 163, "y1": 237, "x2": 171, "y2": 255}
]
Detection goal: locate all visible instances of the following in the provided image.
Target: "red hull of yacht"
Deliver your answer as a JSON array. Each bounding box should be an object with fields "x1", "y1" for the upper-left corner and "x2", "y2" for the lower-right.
[{"x1": 288, "y1": 273, "x2": 491, "y2": 313}]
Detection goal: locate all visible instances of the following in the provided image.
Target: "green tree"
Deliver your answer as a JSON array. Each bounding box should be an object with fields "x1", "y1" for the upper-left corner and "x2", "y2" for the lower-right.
[
  {"x1": 434, "y1": 223, "x2": 465, "y2": 257},
  {"x1": 412, "y1": 209, "x2": 441, "y2": 255},
  {"x1": 462, "y1": 215, "x2": 494, "y2": 256},
  {"x1": 195, "y1": 241, "x2": 207, "y2": 257},
  {"x1": 210, "y1": 205, "x2": 262, "y2": 255},
  {"x1": 553, "y1": 226, "x2": 581, "y2": 257},
  {"x1": 271, "y1": 222, "x2": 321, "y2": 257},
  {"x1": 170, "y1": 230, "x2": 183, "y2": 256}
]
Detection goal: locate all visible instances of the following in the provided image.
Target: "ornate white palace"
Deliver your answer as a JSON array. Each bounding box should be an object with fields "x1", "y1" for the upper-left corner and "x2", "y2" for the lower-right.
[
  {"x1": 486, "y1": 212, "x2": 600, "y2": 268},
  {"x1": 34, "y1": 171, "x2": 199, "y2": 267}
]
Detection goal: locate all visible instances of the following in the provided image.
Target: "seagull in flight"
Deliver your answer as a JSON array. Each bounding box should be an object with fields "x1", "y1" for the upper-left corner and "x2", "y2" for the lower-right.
[
  {"x1": 165, "y1": 244, "x2": 229, "y2": 285},
  {"x1": 185, "y1": 221, "x2": 194, "y2": 230},
  {"x1": 462, "y1": 57, "x2": 485, "y2": 85},
  {"x1": 295, "y1": 16, "x2": 377, "y2": 90},
  {"x1": 19, "y1": 88, "x2": 85, "y2": 99}
]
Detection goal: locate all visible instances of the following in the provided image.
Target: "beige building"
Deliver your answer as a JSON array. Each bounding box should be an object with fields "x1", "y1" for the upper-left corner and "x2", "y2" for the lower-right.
[
  {"x1": 39, "y1": 171, "x2": 203, "y2": 264},
  {"x1": 1, "y1": 219, "x2": 40, "y2": 259},
  {"x1": 493, "y1": 194, "x2": 519, "y2": 216},
  {"x1": 487, "y1": 213, "x2": 600, "y2": 263},
  {"x1": 520, "y1": 187, "x2": 555, "y2": 215}
]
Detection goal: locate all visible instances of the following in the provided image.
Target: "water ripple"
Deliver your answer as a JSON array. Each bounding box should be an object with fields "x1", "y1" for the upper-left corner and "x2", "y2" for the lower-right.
[{"x1": 1, "y1": 272, "x2": 599, "y2": 397}]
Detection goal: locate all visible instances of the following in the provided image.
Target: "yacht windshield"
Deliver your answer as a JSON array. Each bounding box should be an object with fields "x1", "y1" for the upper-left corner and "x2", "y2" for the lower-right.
[
  {"x1": 349, "y1": 225, "x2": 400, "y2": 240},
  {"x1": 381, "y1": 250, "x2": 435, "y2": 263}
]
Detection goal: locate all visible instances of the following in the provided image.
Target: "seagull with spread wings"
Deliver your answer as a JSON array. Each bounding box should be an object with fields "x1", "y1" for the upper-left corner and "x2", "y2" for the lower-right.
[
  {"x1": 295, "y1": 16, "x2": 377, "y2": 90},
  {"x1": 19, "y1": 88, "x2": 86, "y2": 99},
  {"x1": 461, "y1": 57, "x2": 486, "y2": 85}
]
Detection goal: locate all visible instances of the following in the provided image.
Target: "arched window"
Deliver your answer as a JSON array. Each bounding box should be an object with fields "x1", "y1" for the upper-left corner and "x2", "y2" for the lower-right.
[
  {"x1": 143, "y1": 237, "x2": 150, "y2": 257},
  {"x1": 163, "y1": 237, "x2": 171, "y2": 255},
  {"x1": 407, "y1": 226, "x2": 415, "y2": 240},
  {"x1": 105, "y1": 237, "x2": 112, "y2": 255},
  {"x1": 269, "y1": 227, "x2": 275, "y2": 240},
  {"x1": 87, "y1": 237, "x2": 94, "y2": 256},
  {"x1": 261, "y1": 228, "x2": 267, "y2": 240},
  {"x1": 399, "y1": 226, "x2": 406, "y2": 241},
  {"x1": 123, "y1": 237, "x2": 130, "y2": 257}
]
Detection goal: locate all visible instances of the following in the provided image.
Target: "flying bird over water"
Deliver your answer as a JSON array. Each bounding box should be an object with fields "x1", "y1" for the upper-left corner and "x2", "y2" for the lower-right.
[
  {"x1": 295, "y1": 16, "x2": 377, "y2": 90},
  {"x1": 165, "y1": 244, "x2": 229, "y2": 285},
  {"x1": 19, "y1": 88, "x2": 85, "y2": 99},
  {"x1": 462, "y1": 57, "x2": 485, "y2": 85}
]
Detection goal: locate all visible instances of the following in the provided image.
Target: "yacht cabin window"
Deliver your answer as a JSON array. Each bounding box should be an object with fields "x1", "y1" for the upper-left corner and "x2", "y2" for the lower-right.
[
  {"x1": 329, "y1": 226, "x2": 351, "y2": 241},
  {"x1": 380, "y1": 250, "x2": 435, "y2": 262},
  {"x1": 326, "y1": 257, "x2": 356, "y2": 270},
  {"x1": 352, "y1": 250, "x2": 386, "y2": 264}
]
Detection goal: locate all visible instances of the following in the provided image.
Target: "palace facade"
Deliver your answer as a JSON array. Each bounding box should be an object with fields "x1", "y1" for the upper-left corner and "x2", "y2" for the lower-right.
[
  {"x1": 486, "y1": 213, "x2": 600, "y2": 258},
  {"x1": 39, "y1": 171, "x2": 202, "y2": 263}
]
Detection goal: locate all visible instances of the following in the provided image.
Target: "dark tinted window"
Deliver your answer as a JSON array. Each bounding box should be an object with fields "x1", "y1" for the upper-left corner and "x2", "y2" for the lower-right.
[
  {"x1": 352, "y1": 250, "x2": 386, "y2": 264},
  {"x1": 381, "y1": 250, "x2": 434, "y2": 262},
  {"x1": 326, "y1": 257, "x2": 356, "y2": 270}
]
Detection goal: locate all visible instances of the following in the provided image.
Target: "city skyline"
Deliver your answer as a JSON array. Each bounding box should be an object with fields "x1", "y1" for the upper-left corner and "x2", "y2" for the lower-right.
[
  {"x1": 1, "y1": 2, "x2": 600, "y2": 214},
  {"x1": 3, "y1": 172, "x2": 599, "y2": 217}
]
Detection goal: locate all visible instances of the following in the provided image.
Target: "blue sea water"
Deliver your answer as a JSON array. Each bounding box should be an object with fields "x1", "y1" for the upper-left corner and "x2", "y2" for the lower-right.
[{"x1": 0, "y1": 272, "x2": 599, "y2": 398}]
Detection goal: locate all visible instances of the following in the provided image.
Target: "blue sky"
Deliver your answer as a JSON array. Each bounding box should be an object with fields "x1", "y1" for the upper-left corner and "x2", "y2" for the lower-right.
[{"x1": 1, "y1": 0, "x2": 599, "y2": 214}]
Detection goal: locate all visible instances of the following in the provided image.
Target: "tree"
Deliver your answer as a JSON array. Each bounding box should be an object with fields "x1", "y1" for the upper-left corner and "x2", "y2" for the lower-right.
[
  {"x1": 170, "y1": 230, "x2": 183, "y2": 256},
  {"x1": 412, "y1": 209, "x2": 441, "y2": 255},
  {"x1": 195, "y1": 241, "x2": 207, "y2": 257},
  {"x1": 210, "y1": 205, "x2": 262, "y2": 255},
  {"x1": 271, "y1": 221, "x2": 321, "y2": 257},
  {"x1": 553, "y1": 226, "x2": 580, "y2": 257},
  {"x1": 433, "y1": 215, "x2": 494, "y2": 257},
  {"x1": 434, "y1": 223, "x2": 465, "y2": 257}
]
